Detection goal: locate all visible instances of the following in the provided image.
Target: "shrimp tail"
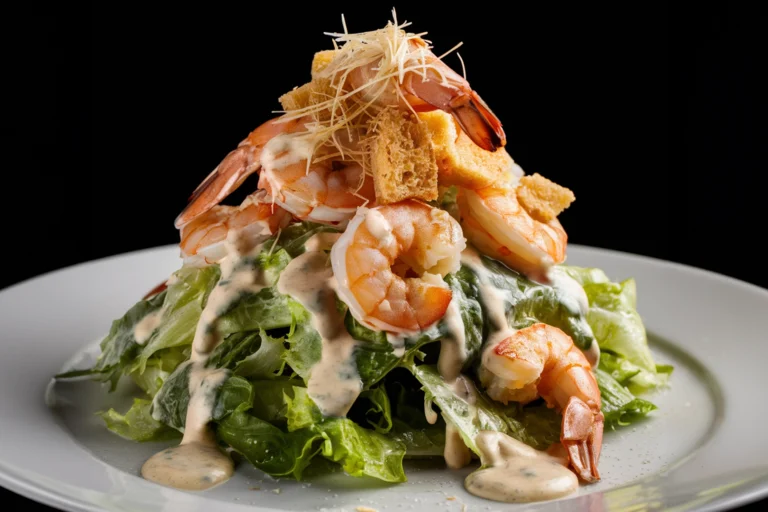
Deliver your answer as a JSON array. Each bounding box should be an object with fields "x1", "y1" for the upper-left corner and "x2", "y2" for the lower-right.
[
  {"x1": 142, "y1": 281, "x2": 168, "y2": 300},
  {"x1": 561, "y1": 396, "x2": 603, "y2": 482},
  {"x1": 449, "y1": 91, "x2": 506, "y2": 152},
  {"x1": 175, "y1": 146, "x2": 259, "y2": 228}
]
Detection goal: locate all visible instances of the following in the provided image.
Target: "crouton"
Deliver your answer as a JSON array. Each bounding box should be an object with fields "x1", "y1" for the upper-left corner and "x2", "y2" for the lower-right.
[
  {"x1": 419, "y1": 111, "x2": 515, "y2": 189},
  {"x1": 370, "y1": 108, "x2": 438, "y2": 204},
  {"x1": 312, "y1": 50, "x2": 338, "y2": 78},
  {"x1": 278, "y1": 78, "x2": 334, "y2": 113},
  {"x1": 516, "y1": 173, "x2": 575, "y2": 222}
]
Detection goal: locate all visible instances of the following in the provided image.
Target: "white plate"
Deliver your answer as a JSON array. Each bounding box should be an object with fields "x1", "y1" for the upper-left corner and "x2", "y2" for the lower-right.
[{"x1": 1, "y1": 245, "x2": 767, "y2": 512}]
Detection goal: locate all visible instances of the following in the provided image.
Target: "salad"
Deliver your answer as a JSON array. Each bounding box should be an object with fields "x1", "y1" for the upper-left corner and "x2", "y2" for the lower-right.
[{"x1": 58, "y1": 14, "x2": 671, "y2": 504}]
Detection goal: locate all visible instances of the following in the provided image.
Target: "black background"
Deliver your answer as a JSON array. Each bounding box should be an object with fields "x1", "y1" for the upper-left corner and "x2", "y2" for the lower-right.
[{"x1": 3, "y1": 2, "x2": 766, "y2": 510}]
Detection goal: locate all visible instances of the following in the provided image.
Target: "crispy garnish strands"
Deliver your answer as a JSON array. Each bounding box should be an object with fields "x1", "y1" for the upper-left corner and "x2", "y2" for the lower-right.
[{"x1": 275, "y1": 9, "x2": 465, "y2": 196}]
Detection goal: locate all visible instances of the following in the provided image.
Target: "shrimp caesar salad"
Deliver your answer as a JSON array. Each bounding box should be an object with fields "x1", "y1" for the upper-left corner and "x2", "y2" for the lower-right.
[{"x1": 58, "y1": 15, "x2": 671, "y2": 504}]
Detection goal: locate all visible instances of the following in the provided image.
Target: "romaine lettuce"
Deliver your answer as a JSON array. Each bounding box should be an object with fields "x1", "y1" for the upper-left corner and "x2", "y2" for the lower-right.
[
  {"x1": 561, "y1": 266, "x2": 670, "y2": 390},
  {"x1": 99, "y1": 398, "x2": 180, "y2": 442}
]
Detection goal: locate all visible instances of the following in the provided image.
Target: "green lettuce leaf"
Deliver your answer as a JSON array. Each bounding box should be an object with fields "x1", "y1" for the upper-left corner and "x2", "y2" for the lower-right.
[
  {"x1": 466, "y1": 257, "x2": 597, "y2": 351},
  {"x1": 98, "y1": 398, "x2": 180, "y2": 442},
  {"x1": 249, "y1": 379, "x2": 295, "y2": 425},
  {"x1": 264, "y1": 221, "x2": 339, "y2": 258},
  {"x1": 55, "y1": 290, "x2": 167, "y2": 388},
  {"x1": 128, "y1": 346, "x2": 189, "y2": 396},
  {"x1": 150, "y1": 364, "x2": 252, "y2": 431},
  {"x1": 284, "y1": 386, "x2": 407, "y2": 482},
  {"x1": 136, "y1": 266, "x2": 221, "y2": 371},
  {"x1": 356, "y1": 387, "x2": 393, "y2": 434},
  {"x1": 205, "y1": 330, "x2": 286, "y2": 378},
  {"x1": 562, "y1": 266, "x2": 670, "y2": 389},
  {"x1": 217, "y1": 405, "x2": 323, "y2": 479},
  {"x1": 389, "y1": 419, "x2": 446, "y2": 458},
  {"x1": 406, "y1": 362, "x2": 559, "y2": 452},
  {"x1": 595, "y1": 368, "x2": 657, "y2": 426}
]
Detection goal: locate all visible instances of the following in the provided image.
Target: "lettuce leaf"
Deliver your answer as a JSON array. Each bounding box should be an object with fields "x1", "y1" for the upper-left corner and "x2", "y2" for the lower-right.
[
  {"x1": 389, "y1": 419, "x2": 446, "y2": 458},
  {"x1": 150, "y1": 364, "x2": 253, "y2": 432},
  {"x1": 217, "y1": 405, "x2": 323, "y2": 479},
  {"x1": 284, "y1": 386, "x2": 407, "y2": 482},
  {"x1": 406, "y1": 362, "x2": 559, "y2": 452},
  {"x1": 136, "y1": 266, "x2": 221, "y2": 371},
  {"x1": 356, "y1": 387, "x2": 393, "y2": 434},
  {"x1": 595, "y1": 368, "x2": 657, "y2": 426},
  {"x1": 128, "y1": 346, "x2": 189, "y2": 396},
  {"x1": 55, "y1": 290, "x2": 168, "y2": 388},
  {"x1": 98, "y1": 398, "x2": 180, "y2": 442},
  {"x1": 562, "y1": 266, "x2": 670, "y2": 389},
  {"x1": 467, "y1": 257, "x2": 597, "y2": 351},
  {"x1": 249, "y1": 379, "x2": 294, "y2": 425},
  {"x1": 205, "y1": 330, "x2": 286, "y2": 378}
]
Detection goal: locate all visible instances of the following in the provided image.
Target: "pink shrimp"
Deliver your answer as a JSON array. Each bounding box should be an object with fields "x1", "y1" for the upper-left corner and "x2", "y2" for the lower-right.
[
  {"x1": 330, "y1": 200, "x2": 466, "y2": 333},
  {"x1": 458, "y1": 185, "x2": 567, "y2": 282},
  {"x1": 479, "y1": 323, "x2": 604, "y2": 482},
  {"x1": 258, "y1": 159, "x2": 376, "y2": 226},
  {"x1": 342, "y1": 37, "x2": 505, "y2": 152},
  {"x1": 175, "y1": 116, "x2": 305, "y2": 229},
  {"x1": 179, "y1": 191, "x2": 290, "y2": 265}
]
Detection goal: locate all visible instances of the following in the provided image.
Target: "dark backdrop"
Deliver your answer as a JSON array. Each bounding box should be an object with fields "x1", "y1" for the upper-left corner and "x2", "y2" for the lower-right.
[{"x1": 3, "y1": 2, "x2": 766, "y2": 510}]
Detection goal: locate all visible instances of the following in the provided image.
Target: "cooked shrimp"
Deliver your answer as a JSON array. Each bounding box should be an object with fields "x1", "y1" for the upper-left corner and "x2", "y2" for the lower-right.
[
  {"x1": 258, "y1": 159, "x2": 376, "y2": 226},
  {"x1": 175, "y1": 116, "x2": 305, "y2": 228},
  {"x1": 331, "y1": 200, "x2": 466, "y2": 333},
  {"x1": 319, "y1": 21, "x2": 505, "y2": 151},
  {"x1": 179, "y1": 191, "x2": 290, "y2": 265},
  {"x1": 479, "y1": 323, "x2": 604, "y2": 482},
  {"x1": 458, "y1": 185, "x2": 567, "y2": 282}
]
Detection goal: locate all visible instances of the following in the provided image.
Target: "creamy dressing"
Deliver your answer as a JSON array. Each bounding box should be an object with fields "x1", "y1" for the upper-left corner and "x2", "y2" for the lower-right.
[
  {"x1": 278, "y1": 243, "x2": 362, "y2": 417},
  {"x1": 143, "y1": 228, "x2": 273, "y2": 490},
  {"x1": 548, "y1": 267, "x2": 600, "y2": 365},
  {"x1": 464, "y1": 431, "x2": 578, "y2": 503},
  {"x1": 364, "y1": 209, "x2": 395, "y2": 246},
  {"x1": 460, "y1": 248, "x2": 516, "y2": 346},
  {"x1": 304, "y1": 232, "x2": 341, "y2": 252},
  {"x1": 422, "y1": 396, "x2": 438, "y2": 425},
  {"x1": 386, "y1": 332, "x2": 406, "y2": 358},
  {"x1": 444, "y1": 420, "x2": 472, "y2": 469},
  {"x1": 191, "y1": 234, "x2": 270, "y2": 360},
  {"x1": 437, "y1": 292, "x2": 467, "y2": 382},
  {"x1": 442, "y1": 377, "x2": 474, "y2": 468},
  {"x1": 133, "y1": 309, "x2": 163, "y2": 345},
  {"x1": 142, "y1": 366, "x2": 233, "y2": 490},
  {"x1": 260, "y1": 133, "x2": 315, "y2": 172}
]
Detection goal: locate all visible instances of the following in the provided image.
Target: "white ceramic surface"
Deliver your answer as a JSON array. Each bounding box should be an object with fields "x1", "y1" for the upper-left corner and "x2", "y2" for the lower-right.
[{"x1": 1, "y1": 245, "x2": 767, "y2": 512}]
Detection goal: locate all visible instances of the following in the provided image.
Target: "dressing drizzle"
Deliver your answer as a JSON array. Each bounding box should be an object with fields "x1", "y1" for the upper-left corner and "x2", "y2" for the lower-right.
[
  {"x1": 142, "y1": 228, "x2": 271, "y2": 490},
  {"x1": 277, "y1": 235, "x2": 362, "y2": 417}
]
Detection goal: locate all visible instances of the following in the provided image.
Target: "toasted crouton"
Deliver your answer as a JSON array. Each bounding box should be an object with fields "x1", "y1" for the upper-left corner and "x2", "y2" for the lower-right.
[
  {"x1": 419, "y1": 111, "x2": 515, "y2": 189},
  {"x1": 516, "y1": 173, "x2": 575, "y2": 222},
  {"x1": 371, "y1": 108, "x2": 438, "y2": 204},
  {"x1": 278, "y1": 78, "x2": 334, "y2": 113},
  {"x1": 312, "y1": 50, "x2": 338, "y2": 78}
]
